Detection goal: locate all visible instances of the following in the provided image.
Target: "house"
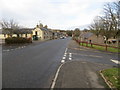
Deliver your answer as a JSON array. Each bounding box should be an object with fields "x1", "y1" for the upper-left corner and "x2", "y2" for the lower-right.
[
  {"x1": 32, "y1": 24, "x2": 53, "y2": 40},
  {"x1": 79, "y1": 31, "x2": 104, "y2": 44},
  {"x1": 0, "y1": 28, "x2": 33, "y2": 38}
]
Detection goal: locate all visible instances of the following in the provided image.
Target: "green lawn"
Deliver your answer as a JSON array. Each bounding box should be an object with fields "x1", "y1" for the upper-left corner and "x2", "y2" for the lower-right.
[
  {"x1": 101, "y1": 68, "x2": 120, "y2": 89},
  {"x1": 79, "y1": 42, "x2": 119, "y2": 53}
]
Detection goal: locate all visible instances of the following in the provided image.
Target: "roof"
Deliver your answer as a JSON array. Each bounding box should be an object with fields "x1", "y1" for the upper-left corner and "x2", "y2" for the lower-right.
[
  {"x1": 80, "y1": 32, "x2": 93, "y2": 38},
  {"x1": 40, "y1": 27, "x2": 49, "y2": 31},
  {"x1": 15, "y1": 28, "x2": 33, "y2": 34},
  {"x1": 1, "y1": 28, "x2": 33, "y2": 34}
]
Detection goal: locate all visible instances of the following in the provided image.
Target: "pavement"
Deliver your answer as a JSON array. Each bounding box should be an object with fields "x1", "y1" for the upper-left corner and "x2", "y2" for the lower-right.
[{"x1": 53, "y1": 40, "x2": 118, "y2": 88}]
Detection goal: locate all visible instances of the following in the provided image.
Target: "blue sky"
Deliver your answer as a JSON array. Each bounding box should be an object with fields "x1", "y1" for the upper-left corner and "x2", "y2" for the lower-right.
[{"x1": 0, "y1": 0, "x2": 116, "y2": 30}]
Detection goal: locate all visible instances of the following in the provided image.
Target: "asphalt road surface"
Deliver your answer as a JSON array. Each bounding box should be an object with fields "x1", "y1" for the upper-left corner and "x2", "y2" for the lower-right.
[
  {"x1": 2, "y1": 38, "x2": 118, "y2": 88},
  {"x1": 54, "y1": 40, "x2": 118, "y2": 88},
  {"x1": 2, "y1": 38, "x2": 71, "y2": 88}
]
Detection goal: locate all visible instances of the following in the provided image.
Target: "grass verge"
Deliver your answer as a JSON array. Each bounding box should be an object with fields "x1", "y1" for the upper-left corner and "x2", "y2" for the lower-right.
[
  {"x1": 80, "y1": 42, "x2": 119, "y2": 53},
  {"x1": 101, "y1": 68, "x2": 120, "y2": 89}
]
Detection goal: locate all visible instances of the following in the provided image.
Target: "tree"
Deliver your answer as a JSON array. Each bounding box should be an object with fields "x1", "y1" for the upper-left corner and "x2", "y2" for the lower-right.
[
  {"x1": 44, "y1": 25, "x2": 48, "y2": 28},
  {"x1": 89, "y1": 1, "x2": 120, "y2": 44},
  {"x1": 0, "y1": 19, "x2": 20, "y2": 37},
  {"x1": 89, "y1": 16, "x2": 102, "y2": 37},
  {"x1": 73, "y1": 28, "x2": 80, "y2": 37},
  {"x1": 66, "y1": 30, "x2": 73, "y2": 36}
]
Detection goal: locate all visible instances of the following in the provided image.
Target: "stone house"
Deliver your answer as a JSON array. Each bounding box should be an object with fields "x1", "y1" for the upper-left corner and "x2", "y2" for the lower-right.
[
  {"x1": 32, "y1": 25, "x2": 53, "y2": 40},
  {"x1": 79, "y1": 31, "x2": 104, "y2": 44}
]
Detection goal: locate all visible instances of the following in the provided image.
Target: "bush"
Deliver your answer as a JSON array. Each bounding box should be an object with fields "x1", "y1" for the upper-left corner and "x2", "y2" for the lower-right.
[{"x1": 5, "y1": 37, "x2": 32, "y2": 44}]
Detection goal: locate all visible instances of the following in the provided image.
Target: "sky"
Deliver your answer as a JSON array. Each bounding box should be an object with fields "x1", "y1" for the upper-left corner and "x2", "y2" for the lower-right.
[{"x1": 0, "y1": 0, "x2": 117, "y2": 30}]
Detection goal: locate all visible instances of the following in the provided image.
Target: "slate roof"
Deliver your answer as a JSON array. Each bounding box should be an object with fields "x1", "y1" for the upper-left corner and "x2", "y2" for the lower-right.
[
  {"x1": 14, "y1": 28, "x2": 33, "y2": 34},
  {"x1": 1, "y1": 28, "x2": 33, "y2": 34},
  {"x1": 40, "y1": 27, "x2": 49, "y2": 31},
  {"x1": 80, "y1": 32, "x2": 93, "y2": 38}
]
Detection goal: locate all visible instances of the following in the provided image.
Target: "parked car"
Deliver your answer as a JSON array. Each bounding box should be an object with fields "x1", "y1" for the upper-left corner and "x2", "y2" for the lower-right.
[{"x1": 60, "y1": 36, "x2": 65, "y2": 39}]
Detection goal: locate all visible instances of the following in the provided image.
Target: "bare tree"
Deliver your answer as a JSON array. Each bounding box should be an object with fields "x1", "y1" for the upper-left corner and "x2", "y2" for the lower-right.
[
  {"x1": 0, "y1": 19, "x2": 20, "y2": 37},
  {"x1": 89, "y1": 16, "x2": 102, "y2": 37},
  {"x1": 89, "y1": 1, "x2": 120, "y2": 44},
  {"x1": 103, "y1": 2, "x2": 119, "y2": 39}
]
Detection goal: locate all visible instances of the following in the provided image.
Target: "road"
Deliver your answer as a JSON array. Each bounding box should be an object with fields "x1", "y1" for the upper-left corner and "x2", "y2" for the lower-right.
[
  {"x1": 54, "y1": 40, "x2": 118, "y2": 88},
  {"x1": 2, "y1": 38, "x2": 118, "y2": 88},
  {"x1": 2, "y1": 38, "x2": 70, "y2": 88}
]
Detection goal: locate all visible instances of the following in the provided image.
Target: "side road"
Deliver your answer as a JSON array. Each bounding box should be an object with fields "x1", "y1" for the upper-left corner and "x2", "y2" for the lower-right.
[{"x1": 53, "y1": 40, "x2": 117, "y2": 88}]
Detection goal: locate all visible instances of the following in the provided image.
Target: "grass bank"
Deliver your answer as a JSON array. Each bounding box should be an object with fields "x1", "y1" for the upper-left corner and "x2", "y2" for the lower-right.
[
  {"x1": 101, "y1": 68, "x2": 120, "y2": 89},
  {"x1": 80, "y1": 42, "x2": 119, "y2": 53}
]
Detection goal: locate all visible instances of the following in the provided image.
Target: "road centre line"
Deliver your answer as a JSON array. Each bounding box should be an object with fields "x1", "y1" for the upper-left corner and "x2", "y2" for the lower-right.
[
  {"x1": 10, "y1": 49, "x2": 14, "y2": 50},
  {"x1": 61, "y1": 60, "x2": 65, "y2": 63},
  {"x1": 64, "y1": 54, "x2": 66, "y2": 57},
  {"x1": 65, "y1": 48, "x2": 68, "y2": 53},
  {"x1": 3, "y1": 49, "x2": 10, "y2": 52},
  {"x1": 64, "y1": 53, "x2": 67, "y2": 55},
  {"x1": 69, "y1": 57, "x2": 72, "y2": 60},
  {"x1": 69, "y1": 53, "x2": 72, "y2": 57},
  {"x1": 62, "y1": 57, "x2": 66, "y2": 59}
]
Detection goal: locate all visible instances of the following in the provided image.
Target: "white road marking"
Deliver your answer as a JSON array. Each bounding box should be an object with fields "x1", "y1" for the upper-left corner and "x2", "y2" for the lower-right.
[
  {"x1": 64, "y1": 53, "x2": 67, "y2": 55},
  {"x1": 65, "y1": 48, "x2": 68, "y2": 53},
  {"x1": 62, "y1": 57, "x2": 66, "y2": 59},
  {"x1": 51, "y1": 63, "x2": 64, "y2": 89},
  {"x1": 64, "y1": 54, "x2": 66, "y2": 57},
  {"x1": 69, "y1": 57, "x2": 72, "y2": 60},
  {"x1": 61, "y1": 60, "x2": 65, "y2": 63},
  {"x1": 69, "y1": 53, "x2": 72, "y2": 57},
  {"x1": 111, "y1": 59, "x2": 120, "y2": 64},
  {"x1": 69, "y1": 55, "x2": 72, "y2": 57},
  {"x1": 3, "y1": 50, "x2": 10, "y2": 52}
]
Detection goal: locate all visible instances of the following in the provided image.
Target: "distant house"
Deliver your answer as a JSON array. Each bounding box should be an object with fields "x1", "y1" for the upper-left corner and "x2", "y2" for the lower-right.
[
  {"x1": 79, "y1": 31, "x2": 104, "y2": 44},
  {"x1": 0, "y1": 28, "x2": 33, "y2": 44},
  {"x1": 32, "y1": 24, "x2": 53, "y2": 40},
  {"x1": 0, "y1": 28, "x2": 33, "y2": 39}
]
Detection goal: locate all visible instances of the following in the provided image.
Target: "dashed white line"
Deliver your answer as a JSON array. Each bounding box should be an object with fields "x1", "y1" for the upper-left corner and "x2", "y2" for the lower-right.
[
  {"x1": 69, "y1": 53, "x2": 72, "y2": 57},
  {"x1": 3, "y1": 50, "x2": 10, "y2": 52},
  {"x1": 10, "y1": 49, "x2": 14, "y2": 50},
  {"x1": 64, "y1": 53, "x2": 67, "y2": 55},
  {"x1": 61, "y1": 60, "x2": 65, "y2": 63},
  {"x1": 62, "y1": 57, "x2": 66, "y2": 59},
  {"x1": 64, "y1": 54, "x2": 66, "y2": 57},
  {"x1": 65, "y1": 48, "x2": 68, "y2": 53},
  {"x1": 69, "y1": 57, "x2": 72, "y2": 60}
]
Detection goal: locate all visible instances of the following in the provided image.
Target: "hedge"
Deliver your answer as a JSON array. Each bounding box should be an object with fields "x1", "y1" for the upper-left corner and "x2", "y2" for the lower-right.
[{"x1": 5, "y1": 37, "x2": 32, "y2": 44}]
